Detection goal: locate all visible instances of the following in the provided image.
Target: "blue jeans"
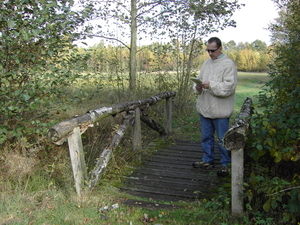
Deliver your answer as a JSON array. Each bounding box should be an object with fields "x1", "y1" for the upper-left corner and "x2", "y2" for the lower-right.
[{"x1": 200, "y1": 115, "x2": 231, "y2": 166}]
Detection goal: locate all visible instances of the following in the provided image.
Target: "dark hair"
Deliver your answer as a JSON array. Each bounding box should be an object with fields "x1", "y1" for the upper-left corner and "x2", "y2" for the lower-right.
[{"x1": 207, "y1": 37, "x2": 222, "y2": 48}]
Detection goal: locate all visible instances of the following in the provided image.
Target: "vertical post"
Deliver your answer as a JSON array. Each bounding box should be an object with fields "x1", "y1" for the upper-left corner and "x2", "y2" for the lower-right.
[
  {"x1": 132, "y1": 107, "x2": 142, "y2": 151},
  {"x1": 231, "y1": 148, "x2": 244, "y2": 215},
  {"x1": 165, "y1": 97, "x2": 172, "y2": 134},
  {"x1": 67, "y1": 126, "x2": 87, "y2": 197}
]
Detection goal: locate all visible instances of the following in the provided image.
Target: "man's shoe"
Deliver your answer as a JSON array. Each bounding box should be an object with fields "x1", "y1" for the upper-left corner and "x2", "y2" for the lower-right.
[
  {"x1": 217, "y1": 166, "x2": 230, "y2": 177},
  {"x1": 192, "y1": 161, "x2": 214, "y2": 168}
]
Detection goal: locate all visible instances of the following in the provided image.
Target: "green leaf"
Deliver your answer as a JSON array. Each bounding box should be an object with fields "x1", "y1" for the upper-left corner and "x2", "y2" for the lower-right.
[
  {"x1": 22, "y1": 93, "x2": 30, "y2": 101},
  {"x1": 256, "y1": 144, "x2": 263, "y2": 151},
  {"x1": 7, "y1": 20, "x2": 16, "y2": 28},
  {"x1": 263, "y1": 199, "x2": 271, "y2": 212}
]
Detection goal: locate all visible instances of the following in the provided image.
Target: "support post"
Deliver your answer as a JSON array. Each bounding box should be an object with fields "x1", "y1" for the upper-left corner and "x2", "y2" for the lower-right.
[
  {"x1": 165, "y1": 97, "x2": 172, "y2": 134},
  {"x1": 231, "y1": 148, "x2": 244, "y2": 216},
  {"x1": 67, "y1": 126, "x2": 87, "y2": 197},
  {"x1": 132, "y1": 108, "x2": 142, "y2": 151},
  {"x1": 223, "y1": 97, "x2": 253, "y2": 216}
]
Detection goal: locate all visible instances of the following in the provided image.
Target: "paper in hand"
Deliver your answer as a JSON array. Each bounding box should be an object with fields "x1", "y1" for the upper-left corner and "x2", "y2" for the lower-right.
[{"x1": 190, "y1": 77, "x2": 202, "y2": 85}]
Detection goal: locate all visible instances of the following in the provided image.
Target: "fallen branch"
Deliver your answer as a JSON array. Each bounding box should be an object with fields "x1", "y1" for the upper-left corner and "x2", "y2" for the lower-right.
[
  {"x1": 88, "y1": 113, "x2": 134, "y2": 188},
  {"x1": 140, "y1": 113, "x2": 166, "y2": 136},
  {"x1": 267, "y1": 186, "x2": 300, "y2": 196}
]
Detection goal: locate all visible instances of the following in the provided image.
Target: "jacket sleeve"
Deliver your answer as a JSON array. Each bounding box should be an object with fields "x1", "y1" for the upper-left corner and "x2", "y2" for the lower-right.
[{"x1": 209, "y1": 61, "x2": 237, "y2": 97}]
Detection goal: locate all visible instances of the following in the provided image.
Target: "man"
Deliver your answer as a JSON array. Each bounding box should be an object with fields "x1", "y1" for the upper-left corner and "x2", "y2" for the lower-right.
[{"x1": 192, "y1": 37, "x2": 237, "y2": 177}]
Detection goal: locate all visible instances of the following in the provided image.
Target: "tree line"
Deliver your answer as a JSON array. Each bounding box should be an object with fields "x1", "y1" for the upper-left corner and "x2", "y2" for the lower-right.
[{"x1": 77, "y1": 39, "x2": 271, "y2": 74}]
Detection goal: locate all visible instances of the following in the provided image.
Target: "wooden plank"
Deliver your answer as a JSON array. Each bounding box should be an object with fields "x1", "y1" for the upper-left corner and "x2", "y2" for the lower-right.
[
  {"x1": 144, "y1": 156, "x2": 222, "y2": 166},
  {"x1": 120, "y1": 186, "x2": 199, "y2": 199},
  {"x1": 151, "y1": 151, "x2": 221, "y2": 160},
  {"x1": 120, "y1": 188, "x2": 196, "y2": 202},
  {"x1": 131, "y1": 169, "x2": 222, "y2": 182},
  {"x1": 119, "y1": 140, "x2": 230, "y2": 202},
  {"x1": 125, "y1": 177, "x2": 222, "y2": 190},
  {"x1": 125, "y1": 172, "x2": 223, "y2": 184}
]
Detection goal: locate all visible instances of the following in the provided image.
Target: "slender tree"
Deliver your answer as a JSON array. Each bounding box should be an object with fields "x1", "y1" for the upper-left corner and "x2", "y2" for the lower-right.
[{"x1": 87, "y1": 0, "x2": 243, "y2": 93}]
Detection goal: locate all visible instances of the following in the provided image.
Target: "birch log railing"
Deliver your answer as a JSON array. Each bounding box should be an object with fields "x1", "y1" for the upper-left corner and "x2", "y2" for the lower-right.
[
  {"x1": 48, "y1": 92, "x2": 176, "y2": 197},
  {"x1": 223, "y1": 97, "x2": 253, "y2": 216}
]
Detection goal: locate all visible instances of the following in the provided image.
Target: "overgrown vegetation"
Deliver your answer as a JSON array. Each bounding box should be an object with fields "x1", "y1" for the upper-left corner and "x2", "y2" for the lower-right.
[
  {"x1": 243, "y1": 0, "x2": 300, "y2": 223},
  {"x1": 1, "y1": 0, "x2": 299, "y2": 224}
]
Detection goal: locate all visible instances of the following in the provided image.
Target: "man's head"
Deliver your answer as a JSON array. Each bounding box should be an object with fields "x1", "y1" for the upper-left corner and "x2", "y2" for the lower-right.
[{"x1": 206, "y1": 37, "x2": 222, "y2": 60}]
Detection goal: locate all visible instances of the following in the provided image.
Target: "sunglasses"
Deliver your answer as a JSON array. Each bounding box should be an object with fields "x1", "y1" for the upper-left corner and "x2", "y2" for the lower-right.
[{"x1": 206, "y1": 47, "x2": 220, "y2": 53}]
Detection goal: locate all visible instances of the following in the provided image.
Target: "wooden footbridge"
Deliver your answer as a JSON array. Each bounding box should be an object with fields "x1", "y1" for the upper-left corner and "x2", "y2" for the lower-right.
[
  {"x1": 48, "y1": 92, "x2": 252, "y2": 214},
  {"x1": 119, "y1": 140, "x2": 229, "y2": 203}
]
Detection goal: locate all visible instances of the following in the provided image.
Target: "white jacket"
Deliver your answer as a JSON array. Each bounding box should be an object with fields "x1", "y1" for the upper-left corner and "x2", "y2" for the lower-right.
[{"x1": 193, "y1": 54, "x2": 237, "y2": 119}]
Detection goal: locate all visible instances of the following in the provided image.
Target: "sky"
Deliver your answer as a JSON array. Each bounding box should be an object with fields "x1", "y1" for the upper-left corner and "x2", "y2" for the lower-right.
[
  {"x1": 80, "y1": 0, "x2": 279, "y2": 47},
  {"x1": 210, "y1": 0, "x2": 279, "y2": 45}
]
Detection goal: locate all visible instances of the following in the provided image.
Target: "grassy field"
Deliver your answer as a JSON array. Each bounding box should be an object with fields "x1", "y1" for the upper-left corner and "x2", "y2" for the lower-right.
[
  {"x1": 172, "y1": 72, "x2": 271, "y2": 142},
  {"x1": 235, "y1": 72, "x2": 270, "y2": 112},
  {"x1": 0, "y1": 72, "x2": 270, "y2": 225}
]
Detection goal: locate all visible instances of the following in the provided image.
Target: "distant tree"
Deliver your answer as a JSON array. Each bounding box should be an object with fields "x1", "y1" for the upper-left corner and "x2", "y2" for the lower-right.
[
  {"x1": 251, "y1": 39, "x2": 268, "y2": 52},
  {"x1": 87, "y1": 0, "x2": 244, "y2": 94},
  {"x1": 236, "y1": 42, "x2": 250, "y2": 50},
  {"x1": 223, "y1": 40, "x2": 237, "y2": 51},
  {"x1": 223, "y1": 40, "x2": 238, "y2": 62},
  {"x1": 236, "y1": 48, "x2": 259, "y2": 71}
]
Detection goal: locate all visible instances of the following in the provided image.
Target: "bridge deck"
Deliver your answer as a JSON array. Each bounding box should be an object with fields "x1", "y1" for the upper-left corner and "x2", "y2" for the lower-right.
[{"x1": 120, "y1": 140, "x2": 230, "y2": 203}]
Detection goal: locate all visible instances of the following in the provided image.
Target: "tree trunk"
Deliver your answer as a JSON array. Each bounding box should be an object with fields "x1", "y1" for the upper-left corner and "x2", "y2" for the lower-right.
[{"x1": 130, "y1": 0, "x2": 137, "y2": 92}]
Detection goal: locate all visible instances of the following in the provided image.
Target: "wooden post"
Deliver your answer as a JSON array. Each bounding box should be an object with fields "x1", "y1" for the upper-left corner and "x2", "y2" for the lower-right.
[
  {"x1": 132, "y1": 108, "x2": 142, "y2": 151},
  {"x1": 165, "y1": 97, "x2": 172, "y2": 134},
  {"x1": 223, "y1": 97, "x2": 253, "y2": 216},
  {"x1": 231, "y1": 148, "x2": 244, "y2": 216},
  {"x1": 67, "y1": 127, "x2": 87, "y2": 197}
]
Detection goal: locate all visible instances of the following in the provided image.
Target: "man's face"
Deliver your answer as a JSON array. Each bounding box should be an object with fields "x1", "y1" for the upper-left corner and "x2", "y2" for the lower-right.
[{"x1": 206, "y1": 42, "x2": 222, "y2": 60}]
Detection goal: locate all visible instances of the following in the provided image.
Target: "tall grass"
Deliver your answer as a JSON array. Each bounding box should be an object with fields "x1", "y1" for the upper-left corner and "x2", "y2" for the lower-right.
[
  {"x1": 0, "y1": 72, "x2": 270, "y2": 225},
  {"x1": 234, "y1": 72, "x2": 270, "y2": 113}
]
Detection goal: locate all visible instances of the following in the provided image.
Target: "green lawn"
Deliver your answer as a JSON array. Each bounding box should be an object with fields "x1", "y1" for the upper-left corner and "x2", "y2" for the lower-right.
[{"x1": 234, "y1": 72, "x2": 270, "y2": 114}]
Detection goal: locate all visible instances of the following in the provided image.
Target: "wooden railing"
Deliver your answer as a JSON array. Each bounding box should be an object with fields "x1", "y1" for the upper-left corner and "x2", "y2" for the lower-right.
[
  {"x1": 224, "y1": 97, "x2": 253, "y2": 216},
  {"x1": 48, "y1": 92, "x2": 176, "y2": 197}
]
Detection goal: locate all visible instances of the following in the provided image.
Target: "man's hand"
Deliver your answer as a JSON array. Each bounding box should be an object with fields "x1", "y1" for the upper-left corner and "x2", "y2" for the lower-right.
[
  {"x1": 196, "y1": 84, "x2": 202, "y2": 92},
  {"x1": 202, "y1": 81, "x2": 210, "y2": 89}
]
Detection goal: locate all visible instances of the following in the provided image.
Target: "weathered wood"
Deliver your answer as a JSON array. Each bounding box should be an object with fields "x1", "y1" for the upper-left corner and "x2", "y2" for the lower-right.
[
  {"x1": 67, "y1": 127, "x2": 88, "y2": 197},
  {"x1": 231, "y1": 148, "x2": 244, "y2": 216},
  {"x1": 140, "y1": 114, "x2": 166, "y2": 136},
  {"x1": 224, "y1": 97, "x2": 253, "y2": 151},
  {"x1": 165, "y1": 97, "x2": 173, "y2": 134},
  {"x1": 133, "y1": 108, "x2": 142, "y2": 151},
  {"x1": 223, "y1": 97, "x2": 253, "y2": 216},
  {"x1": 88, "y1": 113, "x2": 134, "y2": 188},
  {"x1": 119, "y1": 140, "x2": 229, "y2": 202},
  {"x1": 48, "y1": 92, "x2": 176, "y2": 144}
]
